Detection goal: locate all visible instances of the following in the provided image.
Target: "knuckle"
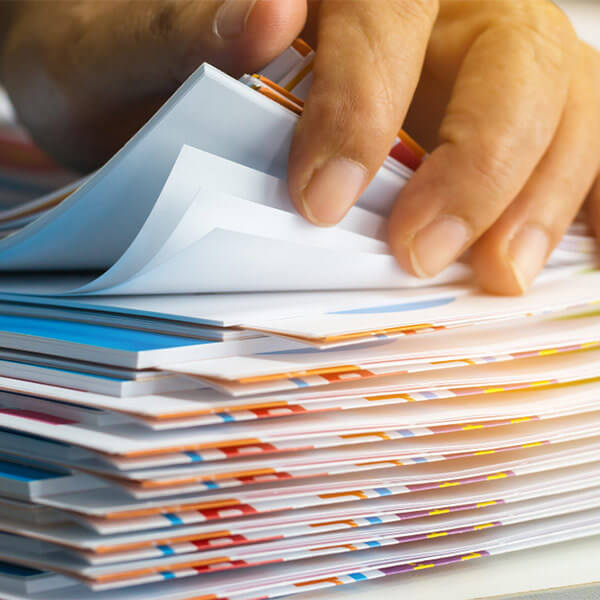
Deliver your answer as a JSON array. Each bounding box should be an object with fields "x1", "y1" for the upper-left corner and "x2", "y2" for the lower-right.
[
  {"x1": 309, "y1": 82, "x2": 395, "y2": 150},
  {"x1": 496, "y1": 1, "x2": 577, "y2": 71},
  {"x1": 468, "y1": 148, "x2": 516, "y2": 198},
  {"x1": 442, "y1": 116, "x2": 516, "y2": 199},
  {"x1": 464, "y1": 145, "x2": 517, "y2": 203}
]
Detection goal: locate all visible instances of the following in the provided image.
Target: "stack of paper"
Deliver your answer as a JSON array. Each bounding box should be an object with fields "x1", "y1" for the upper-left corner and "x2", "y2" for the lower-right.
[{"x1": 0, "y1": 40, "x2": 598, "y2": 599}]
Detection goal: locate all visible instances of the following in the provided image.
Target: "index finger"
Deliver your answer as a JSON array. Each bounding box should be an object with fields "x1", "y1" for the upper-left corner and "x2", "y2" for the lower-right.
[{"x1": 287, "y1": 0, "x2": 439, "y2": 226}]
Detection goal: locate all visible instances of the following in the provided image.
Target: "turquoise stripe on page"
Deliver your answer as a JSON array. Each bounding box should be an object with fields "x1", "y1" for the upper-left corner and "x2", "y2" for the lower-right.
[{"x1": 0, "y1": 314, "x2": 211, "y2": 351}]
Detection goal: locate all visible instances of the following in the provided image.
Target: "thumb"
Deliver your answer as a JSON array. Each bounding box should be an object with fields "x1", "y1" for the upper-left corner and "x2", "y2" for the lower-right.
[
  {"x1": 2, "y1": 0, "x2": 307, "y2": 169},
  {"x1": 91, "y1": 0, "x2": 309, "y2": 96}
]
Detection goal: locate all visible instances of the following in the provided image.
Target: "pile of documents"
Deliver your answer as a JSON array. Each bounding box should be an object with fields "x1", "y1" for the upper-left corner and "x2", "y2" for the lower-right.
[{"x1": 0, "y1": 40, "x2": 598, "y2": 599}]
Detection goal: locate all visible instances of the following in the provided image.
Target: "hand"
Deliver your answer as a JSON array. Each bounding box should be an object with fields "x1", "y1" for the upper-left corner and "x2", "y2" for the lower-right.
[
  {"x1": 288, "y1": 0, "x2": 600, "y2": 295},
  {"x1": 0, "y1": 0, "x2": 306, "y2": 169}
]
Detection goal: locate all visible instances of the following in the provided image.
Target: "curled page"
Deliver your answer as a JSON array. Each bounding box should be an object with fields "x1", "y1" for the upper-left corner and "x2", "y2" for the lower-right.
[
  {"x1": 0, "y1": 65, "x2": 422, "y2": 295},
  {"x1": 0, "y1": 65, "x2": 299, "y2": 288},
  {"x1": 0, "y1": 64, "x2": 593, "y2": 295}
]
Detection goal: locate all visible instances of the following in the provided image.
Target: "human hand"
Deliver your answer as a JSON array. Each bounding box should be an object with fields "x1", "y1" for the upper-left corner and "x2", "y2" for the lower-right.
[
  {"x1": 0, "y1": 0, "x2": 306, "y2": 169},
  {"x1": 288, "y1": 0, "x2": 600, "y2": 294}
]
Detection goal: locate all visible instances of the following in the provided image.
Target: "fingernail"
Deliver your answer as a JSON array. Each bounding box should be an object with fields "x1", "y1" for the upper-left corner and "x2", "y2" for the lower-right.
[
  {"x1": 213, "y1": 0, "x2": 258, "y2": 39},
  {"x1": 302, "y1": 158, "x2": 368, "y2": 226},
  {"x1": 508, "y1": 224, "x2": 550, "y2": 292},
  {"x1": 410, "y1": 216, "x2": 470, "y2": 277}
]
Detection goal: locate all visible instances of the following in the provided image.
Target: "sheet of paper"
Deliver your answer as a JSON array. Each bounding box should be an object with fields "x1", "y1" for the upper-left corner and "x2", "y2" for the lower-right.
[
  {"x1": 73, "y1": 485, "x2": 600, "y2": 566},
  {"x1": 38, "y1": 440, "x2": 600, "y2": 518},
  {"x1": 0, "y1": 312, "x2": 300, "y2": 369},
  {"x1": 3, "y1": 350, "x2": 600, "y2": 456},
  {"x1": 0, "y1": 66, "x2": 294, "y2": 275},
  {"x1": 6, "y1": 510, "x2": 598, "y2": 597},
  {"x1": 5, "y1": 492, "x2": 600, "y2": 588},
  {"x1": 241, "y1": 268, "x2": 600, "y2": 341},
  {"x1": 0, "y1": 69, "x2": 467, "y2": 296},
  {"x1": 160, "y1": 308, "x2": 600, "y2": 381},
  {"x1": 1, "y1": 351, "x2": 600, "y2": 430},
  {"x1": 29, "y1": 461, "x2": 600, "y2": 541}
]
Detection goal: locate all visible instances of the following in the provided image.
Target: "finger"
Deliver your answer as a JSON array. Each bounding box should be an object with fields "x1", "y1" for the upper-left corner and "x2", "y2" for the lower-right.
[
  {"x1": 2, "y1": 0, "x2": 306, "y2": 168},
  {"x1": 472, "y1": 42, "x2": 600, "y2": 295},
  {"x1": 14, "y1": 0, "x2": 306, "y2": 97},
  {"x1": 388, "y1": 1, "x2": 577, "y2": 278},
  {"x1": 99, "y1": 0, "x2": 308, "y2": 94},
  {"x1": 287, "y1": 0, "x2": 439, "y2": 226}
]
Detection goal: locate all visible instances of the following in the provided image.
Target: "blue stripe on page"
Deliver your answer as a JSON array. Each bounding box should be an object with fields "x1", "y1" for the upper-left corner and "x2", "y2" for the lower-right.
[
  {"x1": 184, "y1": 452, "x2": 203, "y2": 463},
  {"x1": 0, "y1": 314, "x2": 211, "y2": 351},
  {"x1": 348, "y1": 572, "x2": 368, "y2": 581},
  {"x1": 157, "y1": 545, "x2": 174, "y2": 557},
  {"x1": 374, "y1": 488, "x2": 392, "y2": 496},
  {"x1": 397, "y1": 429, "x2": 415, "y2": 438},
  {"x1": 164, "y1": 513, "x2": 183, "y2": 525},
  {"x1": 290, "y1": 378, "x2": 309, "y2": 388},
  {"x1": 329, "y1": 297, "x2": 455, "y2": 315},
  {"x1": 365, "y1": 517, "x2": 382, "y2": 524},
  {"x1": 0, "y1": 459, "x2": 64, "y2": 481},
  {"x1": 217, "y1": 412, "x2": 235, "y2": 423},
  {"x1": 160, "y1": 571, "x2": 175, "y2": 580}
]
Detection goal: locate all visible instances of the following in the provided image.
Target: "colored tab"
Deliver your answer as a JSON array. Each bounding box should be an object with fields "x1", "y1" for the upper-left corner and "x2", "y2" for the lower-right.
[{"x1": 164, "y1": 513, "x2": 183, "y2": 525}]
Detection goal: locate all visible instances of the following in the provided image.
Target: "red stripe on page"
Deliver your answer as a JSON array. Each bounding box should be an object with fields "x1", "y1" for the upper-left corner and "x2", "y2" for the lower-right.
[
  {"x1": 0, "y1": 409, "x2": 77, "y2": 425},
  {"x1": 389, "y1": 141, "x2": 422, "y2": 170}
]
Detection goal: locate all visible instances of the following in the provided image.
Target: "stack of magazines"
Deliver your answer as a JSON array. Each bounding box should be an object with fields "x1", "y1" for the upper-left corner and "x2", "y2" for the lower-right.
[{"x1": 0, "y1": 41, "x2": 598, "y2": 600}]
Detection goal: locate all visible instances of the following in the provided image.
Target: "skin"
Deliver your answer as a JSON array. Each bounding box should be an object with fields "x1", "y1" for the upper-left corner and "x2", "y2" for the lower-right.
[{"x1": 1, "y1": 0, "x2": 600, "y2": 295}]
